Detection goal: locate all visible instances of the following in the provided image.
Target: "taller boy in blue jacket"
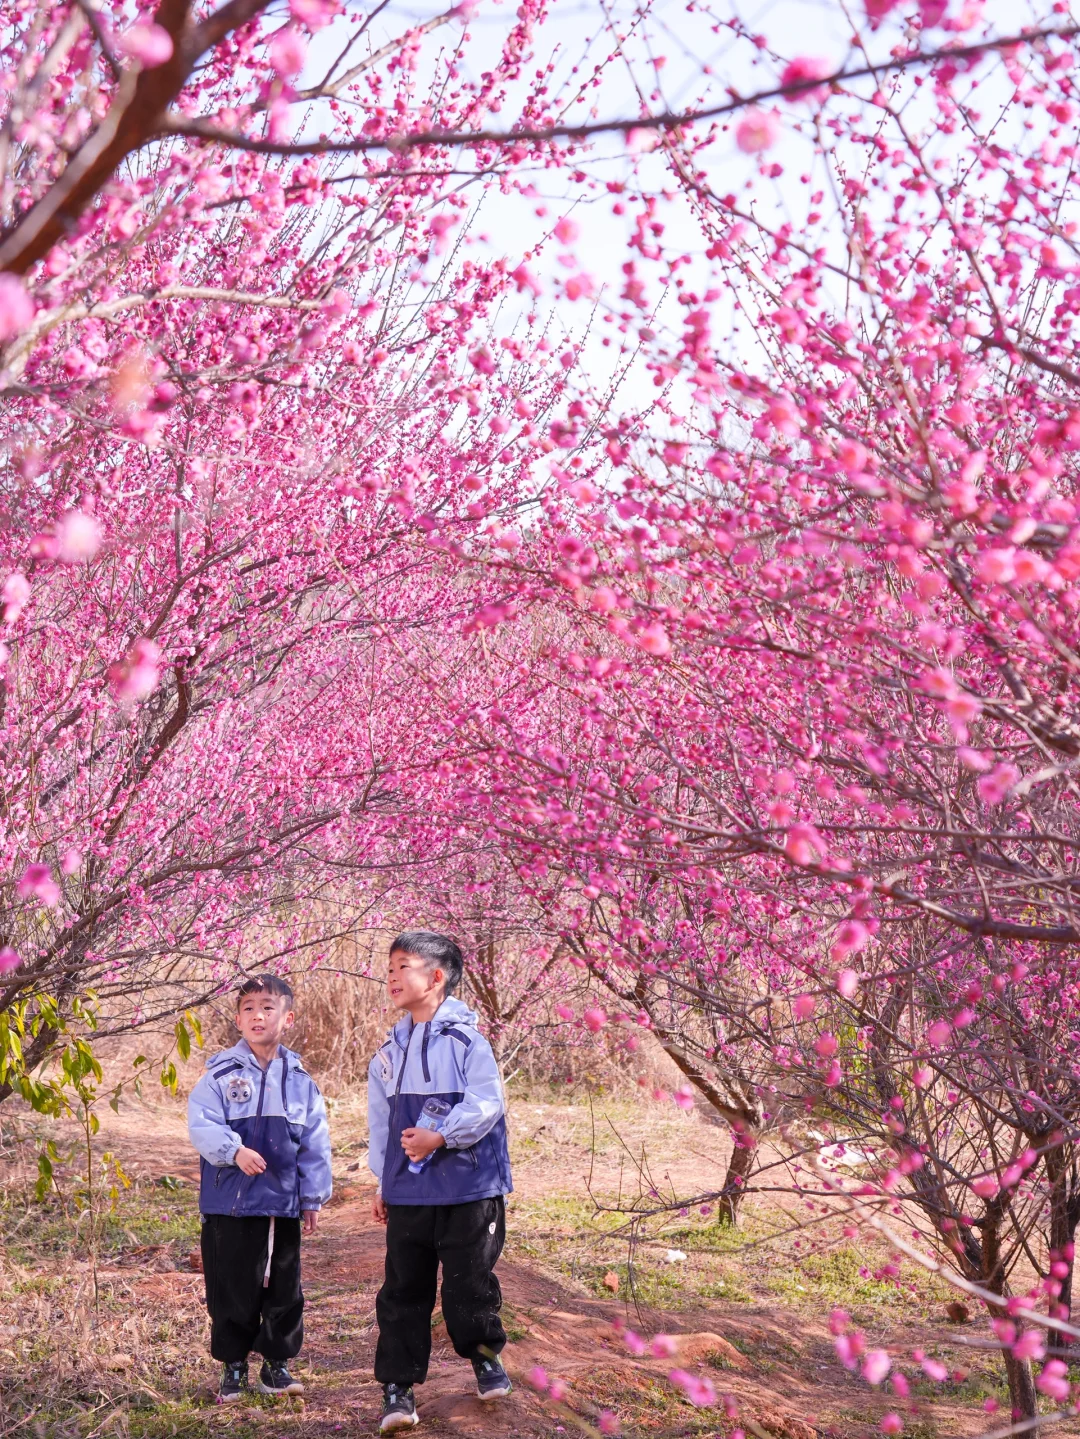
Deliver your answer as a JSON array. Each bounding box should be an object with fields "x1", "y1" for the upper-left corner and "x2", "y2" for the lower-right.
[
  {"x1": 188, "y1": 974, "x2": 331, "y2": 1403},
  {"x1": 369, "y1": 932, "x2": 513, "y2": 1434}
]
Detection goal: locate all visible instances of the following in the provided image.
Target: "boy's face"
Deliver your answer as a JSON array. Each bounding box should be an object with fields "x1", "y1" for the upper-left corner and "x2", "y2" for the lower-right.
[
  {"x1": 235, "y1": 990, "x2": 295, "y2": 1050},
  {"x1": 387, "y1": 948, "x2": 445, "y2": 1012}
]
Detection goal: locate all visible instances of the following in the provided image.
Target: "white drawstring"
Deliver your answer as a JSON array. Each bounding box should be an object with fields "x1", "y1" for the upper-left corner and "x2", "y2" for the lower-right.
[{"x1": 263, "y1": 1215, "x2": 275, "y2": 1288}]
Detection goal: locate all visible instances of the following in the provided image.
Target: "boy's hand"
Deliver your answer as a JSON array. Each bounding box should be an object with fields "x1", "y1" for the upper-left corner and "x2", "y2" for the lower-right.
[
  {"x1": 372, "y1": 1193, "x2": 388, "y2": 1225},
  {"x1": 234, "y1": 1145, "x2": 267, "y2": 1176},
  {"x1": 401, "y1": 1127, "x2": 446, "y2": 1163},
  {"x1": 303, "y1": 1210, "x2": 319, "y2": 1235}
]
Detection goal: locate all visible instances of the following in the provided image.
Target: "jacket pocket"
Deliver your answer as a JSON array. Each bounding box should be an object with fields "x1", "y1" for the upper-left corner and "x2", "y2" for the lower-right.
[{"x1": 465, "y1": 1144, "x2": 479, "y2": 1169}]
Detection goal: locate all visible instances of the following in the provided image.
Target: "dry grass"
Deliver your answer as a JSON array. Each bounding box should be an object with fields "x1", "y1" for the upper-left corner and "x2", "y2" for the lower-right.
[{"x1": 0, "y1": 1087, "x2": 1023, "y2": 1439}]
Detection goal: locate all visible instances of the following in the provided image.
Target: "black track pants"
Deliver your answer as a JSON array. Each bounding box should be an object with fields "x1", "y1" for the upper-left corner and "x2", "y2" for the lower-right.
[
  {"x1": 375, "y1": 1197, "x2": 507, "y2": 1386},
  {"x1": 201, "y1": 1214, "x2": 304, "y2": 1363}
]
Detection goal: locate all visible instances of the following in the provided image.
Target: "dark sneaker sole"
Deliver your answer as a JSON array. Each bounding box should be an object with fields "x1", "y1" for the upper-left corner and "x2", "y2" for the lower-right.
[
  {"x1": 218, "y1": 1391, "x2": 247, "y2": 1403},
  {"x1": 477, "y1": 1383, "x2": 512, "y2": 1401},
  {"x1": 380, "y1": 1413, "x2": 419, "y2": 1433}
]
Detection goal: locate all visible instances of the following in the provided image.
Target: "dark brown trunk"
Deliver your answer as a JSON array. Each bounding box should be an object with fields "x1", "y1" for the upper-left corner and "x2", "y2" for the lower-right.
[
  {"x1": 1045, "y1": 1141, "x2": 1080, "y2": 1343},
  {"x1": 717, "y1": 1130, "x2": 757, "y2": 1226},
  {"x1": 999, "y1": 1343, "x2": 1038, "y2": 1422},
  {"x1": 982, "y1": 1209, "x2": 1038, "y2": 1424}
]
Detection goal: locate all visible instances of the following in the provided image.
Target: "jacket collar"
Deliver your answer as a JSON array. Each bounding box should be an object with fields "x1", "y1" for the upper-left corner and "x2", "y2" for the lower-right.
[
  {"x1": 388, "y1": 996, "x2": 480, "y2": 1045},
  {"x1": 222, "y1": 1038, "x2": 302, "y2": 1070}
]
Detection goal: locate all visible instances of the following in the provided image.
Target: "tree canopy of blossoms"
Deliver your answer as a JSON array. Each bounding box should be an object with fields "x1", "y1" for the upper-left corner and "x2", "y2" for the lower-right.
[{"x1": 6, "y1": 0, "x2": 1080, "y2": 1426}]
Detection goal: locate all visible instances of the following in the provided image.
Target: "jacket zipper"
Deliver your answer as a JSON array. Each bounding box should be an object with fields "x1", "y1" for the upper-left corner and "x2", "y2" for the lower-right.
[
  {"x1": 233, "y1": 1064, "x2": 269, "y2": 1216},
  {"x1": 390, "y1": 1025, "x2": 414, "y2": 1163},
  {"x1": 393, "y1": 1026, "x2": 414, "y2": 1103}
]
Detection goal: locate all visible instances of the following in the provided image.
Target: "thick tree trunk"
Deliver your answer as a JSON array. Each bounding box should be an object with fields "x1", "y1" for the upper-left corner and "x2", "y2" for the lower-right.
[
  {"x1": 717, "y1": 1129, "x2": 757, "y2": 1226},
  {"x1": 1000, "y1": 1334, "x2": 1039, "y2": 1422},
  {"x1": 1044, "y1": 1140, "x2": 1080, "y2": 1343},
  {"x1": 983, "y1": 1216, "x2": 1038, "y2": 1424}
]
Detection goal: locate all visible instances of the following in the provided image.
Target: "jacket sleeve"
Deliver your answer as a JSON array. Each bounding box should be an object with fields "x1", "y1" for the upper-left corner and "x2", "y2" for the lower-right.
[
  {"x1": 187, "y1": 1066, "x2": 243, "y2": 1166},
  {"x1": 297, "y1": 1077, "x2": 333, "y2": 1211},
  {"x1": 367, "y1": 1050, "x2": 390, "y2": 1189},
  {"x1": 440, "y1": 1034, "x2": 506, "y2": 1149}
]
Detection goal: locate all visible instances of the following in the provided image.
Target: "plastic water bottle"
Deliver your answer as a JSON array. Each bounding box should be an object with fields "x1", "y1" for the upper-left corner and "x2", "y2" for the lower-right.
[{"x1": 408, "y1": 1098, "x2": 453, "y2": 1174}]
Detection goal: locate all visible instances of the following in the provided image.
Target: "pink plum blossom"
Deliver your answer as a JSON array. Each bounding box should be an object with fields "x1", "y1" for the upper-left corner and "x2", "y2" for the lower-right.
[
  {"x1": 978, "y1": 763, "x2": 1019, "y2": 805},
  {"x1": 862, "y1": 1350, "x2": 891, "y2": 1385},
  {"x1": 668, "y1": 1369, "x2": 717, "y2": 1406},
  {"x1": 626, "y1": 127, "x2": 660, "y2": 153},
  {"x1": 1012, "y1": 1331, "x2": 1045, "y2": 1362},
  {"x1": 736, "y1": 109, "x2": 781, "y2": 153},
  {"x1": 1036, "y1": 1359, "x2": 1070, "y2": 1402},
  {"x1": 116, "y1": 23, "x2": 174, "y2": 66},
  {"x1": 16, "y1": 863, "x2": 61, "y2": 906},
  {"x1": 926, "y1": 1019, "x2": 951, "y2": 1048},
  {"x1": 269, "y1": 27, "x2": 308, "y2": 76},
  {"x1": 837, "y1": 969, "x2": 860, "y2": 999},
  {"x1": 637, "y1": 623, "x2": 671, "y2": 657},
  {"x1": 779, "y1": 56, "x2": 831, "y2": 103},
  {"x1": 57, "y1": 510, "x2": 102, "y2": 563},
  {"x1": 976, "y1": 548, "x2": 1017, "y2": 585},
  {"x1": 0, "y1": 275, "x2": 33, "y2": 340},
  {"x1": 1, "y1": 572, "x2": 30, "y2": 622},
  {"x1": 107, "y1": 638, "x2": 161, "y2": 703}
]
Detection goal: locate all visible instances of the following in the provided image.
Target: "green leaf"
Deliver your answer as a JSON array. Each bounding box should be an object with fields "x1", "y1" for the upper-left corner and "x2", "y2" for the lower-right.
[
  {"x1": 175, "y1": 1020, "x2": 191, "y2": 1062},
  {"x1": 34, "y1": 1150, "x2": 53, "y2": 1203}
]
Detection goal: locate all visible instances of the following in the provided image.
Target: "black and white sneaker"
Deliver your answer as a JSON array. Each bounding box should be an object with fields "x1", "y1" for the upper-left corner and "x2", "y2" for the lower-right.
[
  {"x1": 219, "y1": 1360, "x2": 249, "y2": 1402},
  {"x1": 473, "y1": 1356, "x2": 512, "y2": 1400},
  {"x1": 380, "y1": 1384, "x2": 419, "y2": 1432},
  {"x1": 258, "y1": 1359, "x2": 304, "y2": 1395}
]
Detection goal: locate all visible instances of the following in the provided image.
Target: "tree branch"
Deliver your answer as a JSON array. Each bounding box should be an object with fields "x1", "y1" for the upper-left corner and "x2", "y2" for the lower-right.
[{"x1": 160, "y1": 24, "x2": 1079, "y2": 158}]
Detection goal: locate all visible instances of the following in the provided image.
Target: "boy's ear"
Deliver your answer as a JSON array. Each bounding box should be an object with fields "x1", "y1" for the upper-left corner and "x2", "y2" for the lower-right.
[{"x1": 283, "y1": 1008, "x2": 296, "y2": 1029}]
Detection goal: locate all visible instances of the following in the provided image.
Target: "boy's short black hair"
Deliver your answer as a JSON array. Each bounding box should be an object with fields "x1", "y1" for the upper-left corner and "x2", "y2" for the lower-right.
[
  {"x1": 236, "y1": 973, "x2": 294, "y2": 1006},
  {"x1": 390, "y1": 931, "x2": 464, "y2": 996}
]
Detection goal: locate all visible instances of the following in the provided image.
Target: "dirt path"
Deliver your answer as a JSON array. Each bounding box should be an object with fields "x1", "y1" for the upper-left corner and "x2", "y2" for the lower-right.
[
  {"x1": 67, "y1": 1116, "x2": 929, "y2": 1439},
  {"x1": 0, "y1": 1096, "x2": 1010, "y2": 1439}
]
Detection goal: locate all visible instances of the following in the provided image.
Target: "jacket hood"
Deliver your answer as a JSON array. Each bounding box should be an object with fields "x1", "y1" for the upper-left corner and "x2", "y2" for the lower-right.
[
  {"x1": 208, "y1": 1038, "x2": 305, "y2": 1070},
  {"x1": 389, "y1": 996, "x2": 479, "y2": 1044}
]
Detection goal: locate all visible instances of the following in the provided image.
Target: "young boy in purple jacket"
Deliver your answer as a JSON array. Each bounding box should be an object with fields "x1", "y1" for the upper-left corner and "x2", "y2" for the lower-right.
[
  {"x1": 368, "y1": 932, "x2": 513, "y2": 1433},
  {"x1": 188, "y1": 974, "x2": 331, "y2": 1401}
]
